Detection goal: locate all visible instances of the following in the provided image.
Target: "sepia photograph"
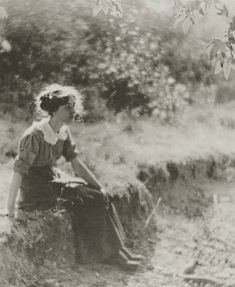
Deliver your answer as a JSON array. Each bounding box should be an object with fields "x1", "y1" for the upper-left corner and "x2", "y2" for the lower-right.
[{"x1": 0, "y1": 0, "x2": 235, "y2": 286}]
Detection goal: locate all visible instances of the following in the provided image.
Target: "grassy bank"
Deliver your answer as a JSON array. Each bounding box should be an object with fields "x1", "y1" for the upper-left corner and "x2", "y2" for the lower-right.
[
  {"x1": 69, "y1": 102, "x2": 235, "y2": 194},
  {"x1": 1, "y1": 102, "x2": 235, "y2": 192}
]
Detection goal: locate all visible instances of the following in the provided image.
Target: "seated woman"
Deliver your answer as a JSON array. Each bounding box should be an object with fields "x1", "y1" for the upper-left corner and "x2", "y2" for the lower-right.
[{"x1": 7, "y1": 84, "x2": 143, "y2": 270}]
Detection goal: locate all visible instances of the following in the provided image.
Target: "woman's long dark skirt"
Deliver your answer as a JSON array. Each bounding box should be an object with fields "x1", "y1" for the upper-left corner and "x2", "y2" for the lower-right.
[
  {"x1": 59, "y1": 184, "x2": 125, "y2": 263},
  {"x1": 18, "y1": 166, "x2": 125, "y2": 263}
]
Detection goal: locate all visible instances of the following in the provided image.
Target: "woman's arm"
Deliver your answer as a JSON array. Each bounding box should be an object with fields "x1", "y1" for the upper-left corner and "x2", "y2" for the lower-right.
[
  {"x1": 7, "y1": 172, "x2": 22, "y2": 217},
  {"x1": 71, "y1": 157, "x2": 103, "y2": 190}
]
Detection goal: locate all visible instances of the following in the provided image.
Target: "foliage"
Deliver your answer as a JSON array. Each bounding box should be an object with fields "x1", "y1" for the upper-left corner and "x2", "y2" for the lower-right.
[
  {"x1": 81, "y1": 9, "x2": 214, "y2": 121},
  {"x1": 0, "y1": 0, "x2": 215, "y2": 123},
  {"x1": 174, "y1": 0, "x2": 235, "y2": 80}
]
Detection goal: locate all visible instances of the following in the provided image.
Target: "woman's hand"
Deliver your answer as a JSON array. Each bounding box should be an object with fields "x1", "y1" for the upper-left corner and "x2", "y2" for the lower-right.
[
  {"x1": 7, "y1": 172, "x2": 22, "y2": 219},
  {"x1": 100, "y1": 187, "x2": 108, "y2": 195},
  {"x1": 71, "y1": 158, "x2": 104, "y2": 190}
]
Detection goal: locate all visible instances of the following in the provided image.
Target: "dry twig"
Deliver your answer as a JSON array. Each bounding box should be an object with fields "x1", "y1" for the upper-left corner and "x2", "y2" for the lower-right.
[{"x1": 144, "y1": 197, "x2": 162, "y2": 230}]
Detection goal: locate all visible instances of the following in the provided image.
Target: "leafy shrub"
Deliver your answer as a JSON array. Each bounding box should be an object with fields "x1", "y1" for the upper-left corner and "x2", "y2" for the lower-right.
[{"x1": 0, "y1": 0, "x2": 216, "y2": 122}]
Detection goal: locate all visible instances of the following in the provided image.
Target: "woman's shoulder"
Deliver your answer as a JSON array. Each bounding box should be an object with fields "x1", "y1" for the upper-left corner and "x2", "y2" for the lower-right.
[{"x1": 20, "y1": 123, "x2": 44, "y2": 142}]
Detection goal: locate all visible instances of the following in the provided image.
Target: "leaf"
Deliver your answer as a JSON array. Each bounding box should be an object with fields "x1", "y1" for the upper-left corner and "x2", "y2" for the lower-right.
[
  {"x1": 208, "y1": 38, "x2": 227, "y2": 61},
  {"x1": 213, "y1": 59, "x2": 222, "y2": 74},
  {"x1": 174, "y1": 13, "x2": 187, "y2": 27},
  {"x1": 198, "y1": 7, "x2": 205, "y2": 15},
  {"x1": 199, "y1": 1, "x2": 206, "y2": 14},
  {"x1": 190, "y1": 15, "x2": 195, "y2": 25},
  {"x1": 223, "y1": 58, "x2": 231, "y2": 79},
  {"x1": 210, "y1": 56, "x2": 217, "y2": 67}
]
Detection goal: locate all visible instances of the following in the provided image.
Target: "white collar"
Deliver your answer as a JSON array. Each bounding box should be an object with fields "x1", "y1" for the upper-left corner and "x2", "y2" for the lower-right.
[{"x1": 32, "y1": 118, "x2": 68, "y2": 145}]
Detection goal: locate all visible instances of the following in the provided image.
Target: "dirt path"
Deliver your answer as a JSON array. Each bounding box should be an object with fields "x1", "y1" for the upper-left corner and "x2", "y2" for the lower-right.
[{"x1": 125, "y1": 179, "x2": 235, "y2": 287}]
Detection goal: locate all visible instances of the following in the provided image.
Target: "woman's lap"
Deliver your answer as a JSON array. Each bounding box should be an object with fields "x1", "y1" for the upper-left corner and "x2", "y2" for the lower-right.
[{"x1": 18, "y1": 177, "x2": 125, "y2": 263}]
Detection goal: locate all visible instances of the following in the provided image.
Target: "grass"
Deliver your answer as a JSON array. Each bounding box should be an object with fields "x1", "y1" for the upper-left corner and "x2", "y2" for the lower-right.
[
  {"x1": 1, "y1": 102, "x2": 235, "y2": 194},
  {"x1": 69, "y1": 103, "x2": 235, "y2": 192}
]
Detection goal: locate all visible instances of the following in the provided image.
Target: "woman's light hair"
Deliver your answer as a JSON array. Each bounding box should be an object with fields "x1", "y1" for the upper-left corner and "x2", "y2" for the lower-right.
[{"x1": 35, "y1": 83, "x2": 84, "y2": 119}]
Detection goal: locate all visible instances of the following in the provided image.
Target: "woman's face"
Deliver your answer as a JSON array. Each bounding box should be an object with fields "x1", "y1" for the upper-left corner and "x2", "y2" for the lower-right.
[{"x1": 53, "y1": 96, "x2": 76, "y2": 124}]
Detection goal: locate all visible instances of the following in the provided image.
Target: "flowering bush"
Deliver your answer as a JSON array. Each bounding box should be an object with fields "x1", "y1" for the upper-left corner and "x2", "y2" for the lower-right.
[{"x1": 0, "y1": 0, "x2": 215, "y2": 122}]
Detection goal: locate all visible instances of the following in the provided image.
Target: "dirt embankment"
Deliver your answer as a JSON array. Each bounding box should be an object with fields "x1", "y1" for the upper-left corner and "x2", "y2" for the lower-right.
[{"x1": 116, "y1": 154, "x2": 234, "y2": 228}]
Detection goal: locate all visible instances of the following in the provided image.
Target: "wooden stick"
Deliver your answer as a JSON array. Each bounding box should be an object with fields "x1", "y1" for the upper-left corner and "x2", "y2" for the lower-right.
[{"x1": 144, "y1": 197, "x2": 162, "y2": 230}]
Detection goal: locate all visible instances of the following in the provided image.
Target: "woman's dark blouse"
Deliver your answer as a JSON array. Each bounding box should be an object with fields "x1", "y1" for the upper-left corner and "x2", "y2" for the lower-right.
[
  {"x1": 13, "y1": 124, "x2": 78, "y2": 210},
  {"x1": 14, "y1": 125, "x2": 78, "y2": 176}
]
